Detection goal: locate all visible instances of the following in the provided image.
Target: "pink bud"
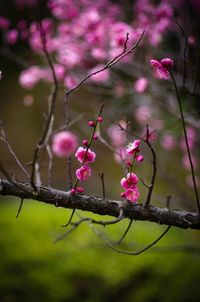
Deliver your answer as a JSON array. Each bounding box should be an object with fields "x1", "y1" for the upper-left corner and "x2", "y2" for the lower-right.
[
  {"x1": 76, "y1": 186, "x2": 84, "y2": 193},
  {"x1": 126, "y1": 160, "x2": 132, "y2": 167},
  {"x1": 93, "y1": 134, "x2": 98, "y2": 140},
  {"x1": 136, "y1": 154, "x2": 144, "y2": 162},
  {"x1": 70, "y1": 188, "x2": 77, "y2": 194},
  {"x1": 160, "y1": 58, "x2": 174, "y2": 69},
  {"x1": 88, "y1": 121, "x2": 95, "y2": 127},
  {"x1": 120, "y1": 192, "x2": 126, "y2": 198},
  {"x1": 82, "y1": 139, "x2": 89, "y2": 146},
  {"x1": 97, "y1": 116, "x2": 103, "y2": 123}
]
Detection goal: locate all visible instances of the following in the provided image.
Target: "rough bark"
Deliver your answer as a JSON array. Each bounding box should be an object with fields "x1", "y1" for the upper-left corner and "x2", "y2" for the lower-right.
[{"x1": 1, "y1": 179, "x2": 200, "y2": 230}]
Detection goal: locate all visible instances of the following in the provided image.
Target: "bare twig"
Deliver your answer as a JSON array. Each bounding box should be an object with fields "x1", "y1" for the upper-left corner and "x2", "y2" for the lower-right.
[
  {"x1": 16, "y1": 198, "x2": 24, "y2": 218},
  {"x1": 90, "y1": 224, "x2": 171, "y2": 255},
  {"x1": 0, "y1": 123, "x2": 29, "y2": 179},
  {"x1": 116, "y1": 219, "x2": 133, "y2": 245},
  {"x1": 98, "y1": 172, "x2": 106, "y2": 199},
  {"x1": 170, "y1": 70, "x2": 200, "y2": 212},
  {"x1": 176, "y1": 21, "x2": 188, "y2": 90},
  {"x1": 30, "y1": 21, "x2": 58, "y2": 189}
]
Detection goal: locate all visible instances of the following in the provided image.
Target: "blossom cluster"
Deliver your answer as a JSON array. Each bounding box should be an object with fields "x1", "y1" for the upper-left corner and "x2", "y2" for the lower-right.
[
  {"x1": 120, "y1": 139, "x2": 144, "y2": 203},
  {"x1": 0, "y1": 0, "x2": 176, "y2": 90}
]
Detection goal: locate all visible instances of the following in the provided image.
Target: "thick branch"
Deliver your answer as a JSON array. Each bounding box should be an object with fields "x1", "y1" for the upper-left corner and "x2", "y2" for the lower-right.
[{"x1": 0, "y1": 179, "x2": 200, "y2": 230}]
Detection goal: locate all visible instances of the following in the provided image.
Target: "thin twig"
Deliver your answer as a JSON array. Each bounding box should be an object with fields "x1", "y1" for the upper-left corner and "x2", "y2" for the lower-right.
[
  {"x1": 116, "y1": 219, "x2": 133, "y2": 245},
  {"x1": 91, "y1": 224, "x2": 171, "y2": 255},
  {"x1": 30, "y1": 21, "x2": 58, "y2": 189},
  {"x1": 98, "y1": 172, "x2": 106, "y2": 199},
  {"x1": 176, "y1": 21, "x2": 188, "y2": 90},
  {"x1": 0, "y1": 123, "x2": 29, "y2": 179},
  {"x1": 144, "y1": 126, "x2": 157, "y2": 209},
  {"x1": 16, "y1": 198, "x2": 24, "y2": 218},
  {"x1": 170, "y1": 70, "x2": 200, "y2": 212}
]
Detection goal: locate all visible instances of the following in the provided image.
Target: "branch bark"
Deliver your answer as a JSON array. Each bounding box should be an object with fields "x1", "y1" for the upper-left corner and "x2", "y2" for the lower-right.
[{"x1": 1, "y1": 179, "x2": 200, "y2": 230}]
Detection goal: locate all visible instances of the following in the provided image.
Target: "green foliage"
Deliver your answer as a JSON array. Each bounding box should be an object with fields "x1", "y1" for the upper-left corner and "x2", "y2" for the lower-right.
[{"x1": 0, "y1": 198, "x2": 200, "y2": 302}]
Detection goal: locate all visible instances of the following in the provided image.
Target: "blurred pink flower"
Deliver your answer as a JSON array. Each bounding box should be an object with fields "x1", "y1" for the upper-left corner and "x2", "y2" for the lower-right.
[
  {"x1": 107, "y1": 122, "x2": 126, "y2": 147},
  {"x1": 134, "y1": 77, "x2": 148, "y2": 93},
  {"x1": 134, "y1": 105, "x2": 152, "y2": 125},
  {"x1": 52, "y1": 131, "x2": 78, "y2": 157},
  {"x1": 161, "y1": 133, "x2": 176, "y2": 151},
  {"x1": 6, "y1": 29, "x2": 18, "y2": 45}
]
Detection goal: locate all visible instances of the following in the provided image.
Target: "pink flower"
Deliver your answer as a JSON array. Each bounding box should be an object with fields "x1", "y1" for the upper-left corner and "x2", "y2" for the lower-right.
[
  {"x1": 52, "y1": 131, "x2": 78, "y2": 157},
  {"x1": 120, "y1": 172, "x2": 138, "y2": 189},
  {"x1": 107, "y1": 121, "x2": 126, "y2": 147},
  {"x1": 127, "y1": 140, "x2": 141, "y2": 155},
  {"x1": 161, "y1": 134, "x2": 176, "y2": 151},
  {"x1": 150, "y1": 58, "x2": 173, "y2": 80},
  {"x1": 6, "y1": 29, "x2": 18, "y2": 45},
  {"x1": 0, "y1": 16, "x2": 10, "y2": 29},
  {"x1": 75, "y1": 147, "x2": 96, "y2": 164},
  {"x1": 124, "y1": 187, "x2": 140, "y2": 203},
  {"x1": 76, "y1": 165, "x2": 92, "y2": 181},
  {"x1": 134, "y1": 77, "x2": 148, "y2": 93}
]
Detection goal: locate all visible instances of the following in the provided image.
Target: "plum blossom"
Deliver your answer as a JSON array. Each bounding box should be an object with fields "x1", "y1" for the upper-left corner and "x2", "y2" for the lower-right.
[
  {"x1": 76, "y1": 165, "x2": 92, "y2": 181},
  {"x1": 134, "y1": 77, "x2": 148, "y2": 93},
  {"x1": 150, "y1": 58, "x2": 174, "y2": 80},
  {"x1": 120, "y1": 172, "x2": 138, "y2": 189},
  {"x1": 161, "y1": 133, "x2": 176, "y2": 151},
  {"x1": 127, "y1": 139, "x2": 141, "y2": 155},
  {"x1": 52, "y1": 131, "x2": 78, "y2": 157},
  {"x1": 123, "y1": 187, "x2": 140, "y2": 203},
  {"x1": 19, "y1": 66, "x2": 44, "y2": 89},
  {"x1": 120, "y1": 172, "x2": 140, "y2": 203},
  {"x1": 75, "y1": 147, "x2": 96, "y2": 164}
]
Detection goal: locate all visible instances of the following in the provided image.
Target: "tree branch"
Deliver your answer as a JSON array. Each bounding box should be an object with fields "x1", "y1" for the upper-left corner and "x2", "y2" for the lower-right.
[{"x1": 1, "y1": 179, "x2": 200, "y2": 230}]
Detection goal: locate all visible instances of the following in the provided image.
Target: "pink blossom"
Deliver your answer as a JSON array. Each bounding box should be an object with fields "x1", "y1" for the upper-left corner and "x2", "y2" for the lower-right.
[
  {"x1": 134, "y1": 105, "x2": 152, "y2": 125},
  {"x1": 161, "y1": 134, "x2": 176, "y2": 151},
  {"x1": 124, "y1": 187, "x2": 140, "y2": 203},
  {"x1": 6, "y1": 29, "x2": 18, "y2": 45},
  {"x1": 150, "y1": 58, "x2": 173, "y2": 80},
  {"x1": 76, "y1": 165, "x2": 92, "y2": 181},
  {"x1": 0, "y1": 16, "x2": 10, "y2": 29},
  {"x1": 75, "y1": 147, "x2": 96, "y2": 164},
  {"x1": 114, "y1": 147, "x2": 127, "y2": 163},
  {"x1": 120, "y1": 172, "x2": 138, "y2": 189},
  {"x1": 107, "y1": 122, "x2": 126, "y2": 147},
  {"x1": 127, "y1": 140, "x2": 141, "y2": 155},
  {"x1": 52, "y1": 131, "x2": 78, "y2": 157},
  {"x1": 134, "y1": 77, "x2": 148, "y2": 93},
  {"x1": 19, "y1": 66, "x2": 43, "y2": 89}
]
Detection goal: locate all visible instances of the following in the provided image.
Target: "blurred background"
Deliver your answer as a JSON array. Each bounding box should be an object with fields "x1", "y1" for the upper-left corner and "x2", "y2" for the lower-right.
[{"x1": 1, "y1": 0, "x2": 200, "y2": 301}]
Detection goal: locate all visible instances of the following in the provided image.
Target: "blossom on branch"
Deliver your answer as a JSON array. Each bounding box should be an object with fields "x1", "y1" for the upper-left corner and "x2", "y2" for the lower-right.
[
  {"x1": 76, "y1": 165, "x2": 92, "y2": 181},
  {"x1": 150, "y1": 58, "x2": 173, "y2": 80},
  {"x1": 75, "y1": 147, "x2": 96, "y2": 164}
]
